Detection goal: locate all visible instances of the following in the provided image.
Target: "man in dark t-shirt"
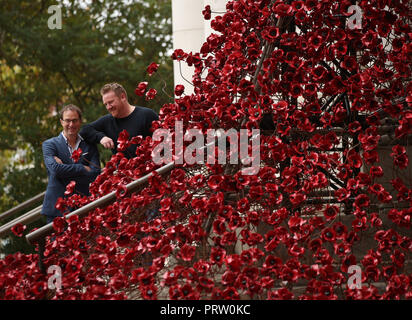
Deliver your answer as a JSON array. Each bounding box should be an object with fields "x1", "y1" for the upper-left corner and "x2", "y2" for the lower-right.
[{"x1": 80, "y1": 83, "x2": 159, "y2": 159}]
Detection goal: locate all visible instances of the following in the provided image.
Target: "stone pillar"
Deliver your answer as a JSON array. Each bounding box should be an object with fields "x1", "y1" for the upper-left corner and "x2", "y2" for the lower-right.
[
  {"x1": 172, "y1": 0, "x2": 229, "y2": 94},
  {"x1": 171, "y1": 0, "x2": 205, "y2": 94}
]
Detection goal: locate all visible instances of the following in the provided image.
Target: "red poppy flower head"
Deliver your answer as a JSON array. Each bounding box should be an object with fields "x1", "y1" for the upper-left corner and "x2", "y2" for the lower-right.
[
  {"x1": 202, "y1": 5, "x2": 211, "y2": 20},
  {"x1": 145, "y1": 88, "x2": 157, "y2": 101},
  {"x1": 52, "y1": 217, "x2": 67, "y2": 233},
  {"x1": 11, "y1": 223, "x2": 26, "y2": 237},
  {"x1": 71, "y1": 148, "x2": 82, "y2": 163},
  {"x1": 64, "y1": 181, "x2": 76, "y2": 196},
  {"x1": 323, "y1": 205, "x2": 339, "y2": 221},
  {"x1": 146, "y1": 62, "x2": 159, "y2": 76},
  {"x1": 174, "y1": 84, "x2": 185, "y2": 96},
  {"x1": 171, "y1": 49, "x2": 187, "y2": 61},
  {"x1": 117, "y1": 130, "x2": 130, "y2": 152},
  {"x1": 135, "y1": 82, "x2": 148, "y2": 96}
]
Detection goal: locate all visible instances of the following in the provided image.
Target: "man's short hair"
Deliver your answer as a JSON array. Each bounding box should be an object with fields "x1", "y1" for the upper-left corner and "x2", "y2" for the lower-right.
[
  {"x1": 100, "y1": 83, "x2": 128, "y2": 100},
  {"x1": 59, "y1": 104, "x2": 82, "y2": 120}
]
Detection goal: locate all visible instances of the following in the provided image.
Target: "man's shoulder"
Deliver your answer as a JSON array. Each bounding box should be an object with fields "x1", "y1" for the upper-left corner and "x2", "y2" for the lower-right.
[
  {"x1": 43, "y1": 134, "x2": 61, "y2": 146},
  {"x1": 134, "y1": 105, "x2": 157, "y2": 114},
  {"x1": 96, "y1": 113, "x2": 114, "y2": 122},
  {"x1": 134, "y1": 106, "x2": 158, "y2": 119}
]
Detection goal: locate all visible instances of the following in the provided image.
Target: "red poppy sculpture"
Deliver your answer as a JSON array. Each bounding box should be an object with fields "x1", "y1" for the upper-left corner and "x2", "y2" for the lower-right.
[{"x1": 0, "y1": 0, "x2": 411, "y2": 300}]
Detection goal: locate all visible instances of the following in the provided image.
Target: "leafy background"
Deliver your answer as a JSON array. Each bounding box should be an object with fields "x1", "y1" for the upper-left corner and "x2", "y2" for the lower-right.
[{"x1": 0, "y1": 0, "x2": 173, "y2": 255}]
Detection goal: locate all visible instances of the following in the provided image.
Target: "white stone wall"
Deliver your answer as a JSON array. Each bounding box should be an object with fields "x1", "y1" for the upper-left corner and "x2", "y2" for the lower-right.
[{"x1": 172, "y1": 0, "x2": 229, "y2": 94}]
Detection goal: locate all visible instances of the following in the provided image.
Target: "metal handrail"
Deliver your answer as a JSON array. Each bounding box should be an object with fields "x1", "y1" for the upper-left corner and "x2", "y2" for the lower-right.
[
  {"x1": 0, "y1": 205, "x2": 43, "y2": 238},
  {"x1": 0, "y1": 191, "x2": 45, "y2": 222},
  {"x1": 26, "y1": 161, "x2": 176, "y2": 245}
]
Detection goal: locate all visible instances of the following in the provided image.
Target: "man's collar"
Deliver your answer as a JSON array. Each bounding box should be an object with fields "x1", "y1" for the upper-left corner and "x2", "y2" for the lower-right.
[{"x1": 61, "y1": 132, "x2": 83, "y2": 143}]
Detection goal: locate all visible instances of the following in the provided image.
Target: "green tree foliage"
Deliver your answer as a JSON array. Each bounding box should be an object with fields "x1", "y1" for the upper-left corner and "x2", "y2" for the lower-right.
[{"x1": 0, "y1": 0, "x2": 173, "y2": 254}]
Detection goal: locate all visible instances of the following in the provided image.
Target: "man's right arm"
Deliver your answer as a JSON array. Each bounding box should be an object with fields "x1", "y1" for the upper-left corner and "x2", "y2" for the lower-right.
[
  {"x1": 80, "y1": 116, "x2": 109, "y2": 145},
  {"x1": 80, "y1": 116, "x2": 115, "y2": 149}
]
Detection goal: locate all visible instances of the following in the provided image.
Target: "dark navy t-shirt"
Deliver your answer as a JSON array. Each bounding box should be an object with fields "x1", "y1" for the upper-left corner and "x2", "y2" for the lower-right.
[{"x1": 80, "y1": 106, "x2": 159, "y2": 158}]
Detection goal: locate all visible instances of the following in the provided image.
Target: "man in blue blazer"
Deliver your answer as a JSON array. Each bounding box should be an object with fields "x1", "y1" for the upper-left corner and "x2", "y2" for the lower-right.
[{"x1": 42, "y1": 104, "x2": 100, "y2": 224}]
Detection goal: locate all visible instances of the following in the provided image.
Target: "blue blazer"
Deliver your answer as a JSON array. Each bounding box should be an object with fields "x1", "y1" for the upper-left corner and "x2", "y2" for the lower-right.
[{"x1": 42, "y1": 133, "x2": 100, "y2": 217}]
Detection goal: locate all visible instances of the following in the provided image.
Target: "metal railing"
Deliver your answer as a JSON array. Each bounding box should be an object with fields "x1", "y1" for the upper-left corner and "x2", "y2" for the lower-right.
[
  {"x1": 25, "y1": 161, "x2": 176, "y2": 245},
  {"x1": 0, "y1": 191, "x2": 45, "y2": 222},
  {"x1": 0, "y1": 192, "x2": 45, "y2": 238}
]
